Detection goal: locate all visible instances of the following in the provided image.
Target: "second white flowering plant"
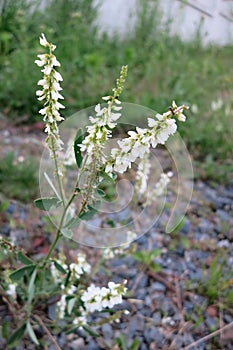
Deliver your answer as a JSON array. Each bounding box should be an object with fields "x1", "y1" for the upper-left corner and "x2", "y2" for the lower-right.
[{"x1": 0, "y1": 34, "x2": 189, "y2": 348}]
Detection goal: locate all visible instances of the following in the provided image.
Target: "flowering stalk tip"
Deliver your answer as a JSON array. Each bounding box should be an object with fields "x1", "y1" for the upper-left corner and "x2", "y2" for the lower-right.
[{"x1": 35, "y1": 33, "x2": 65, "y2": 155}]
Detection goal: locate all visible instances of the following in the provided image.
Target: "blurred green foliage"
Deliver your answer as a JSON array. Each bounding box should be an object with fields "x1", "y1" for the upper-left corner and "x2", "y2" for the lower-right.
[
  {"x1": 0, "y1": 0, "x2": 232, "y2": 182},
  {"x1": 0, "y1": 151, "x2": 38, "y2": 202}
]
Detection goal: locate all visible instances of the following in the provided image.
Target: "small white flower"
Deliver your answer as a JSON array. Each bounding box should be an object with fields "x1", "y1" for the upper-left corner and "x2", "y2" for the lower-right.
[
  {"x1": 67, "y1": 285, "x2": 77, "y2": 295},
  {"x1": 144, "y1": 171, "x2": 173, "y2": 207},
  {"x1": 42, "y1": 64, "x2": 53, "y2": 76},
  {"x1": 70, "y1": 253, "x2": 91, "y2": 279},
  {"x1": 39, "y1": 33, "x2": 49, "y2": 47},
  {"x1": 162, "y1": 316, "x2": 175, "y2": 326},
  {"x1": 51, "y1": 55, "x2": 61, "y2": 67},
  {"x1": 148, "y1": 117, "x2": 157, "y2": 127},
  {"x1": 211, "y1": 98, "x2": 223, "y2": 111},
  {"x1": 53, "y1": 70, "x2": 63, "y2": 81},
  {"x1": 57, "y1": 294, "x2": 66, "y2": 318},
  {"x1": 191, "y1": 104, "x2": 198, "y2": 114},
  {"x1": 73, "y1": 309, "x2": 88, "y2": 328},
  {"x1": 6, "y1": 283, "x2": 17, "y2": 299}
]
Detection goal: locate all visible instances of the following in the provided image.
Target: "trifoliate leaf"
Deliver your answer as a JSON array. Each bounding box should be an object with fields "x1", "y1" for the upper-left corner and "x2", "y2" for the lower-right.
[{"x1": 34, "y1": 197, "x2": 62, "y2": 211}]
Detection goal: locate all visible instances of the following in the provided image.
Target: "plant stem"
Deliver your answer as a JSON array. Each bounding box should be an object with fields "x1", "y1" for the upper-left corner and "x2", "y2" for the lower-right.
[
  {"x1": 33, "y1": 315, "x2": 62, "y2": 350},
  {"x1": 52, "y1": 146, "x2": 65, "y2": 205},
  {"x1": 44, "y1": 182, "x2": 80, "y2": 262},
  {"x1": 44, "y1": 153, "x2": 89, "y2": 262}
]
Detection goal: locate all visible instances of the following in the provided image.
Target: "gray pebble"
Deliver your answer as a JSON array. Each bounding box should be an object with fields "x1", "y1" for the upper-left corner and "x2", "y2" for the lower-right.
[
  {"x1": 152, "y1": 312, "x2": 161, "y2": 325},
  {"x1": 70, "y1": 338, "x2": 85, "y2": 350},
  {"x1": 151, "y1": 282, "x2": 166, "y2": 292},
  {"x1": 101, "y1": 323, "x2": 113, "y2": 340}
]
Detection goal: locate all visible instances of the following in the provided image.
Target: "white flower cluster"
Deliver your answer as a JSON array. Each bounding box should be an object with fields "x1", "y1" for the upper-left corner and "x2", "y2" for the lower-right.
[
  {"x1": 144, "y1": 171, "x2": 173, "y2": 207},
  {"x1": 57, "y1": 284, "x2": 77, "y2": 318},
  {"x1": 105, "y1": 102, "x2": 188, "y2": 175},
  {"x1": 135, "y1": 153, "x2": 151, "y2": 195},
  {"x1": 81, "y1": 281, "x2": 127, "y2": 313},
  {"x1": 80, "y1": 99, "x2": 122, "y2": 158},
  {"x1": 73, "y1": 308, "x2": 88, "y2": 328},
  {"x1": 50, "y1": 260, "x2": 68, "y2": 284},
  {"x1": 51, "y1": 253, "x2": 91, "y2": 284},
  {"x1": 70, "y1": 252, "x2": 91, "y2": 279},
  {"x1": 102, "y1": 230, "x2": 138, "y2": 259},
  {"x1": 79, "y1": 66, "x2": 127, "y2": 165},
  {"x1": 35, "y1": 33, "x2": 65, "y2": 154}
]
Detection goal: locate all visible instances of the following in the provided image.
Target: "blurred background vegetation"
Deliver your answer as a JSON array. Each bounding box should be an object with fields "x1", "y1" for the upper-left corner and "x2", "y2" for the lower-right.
[{"x1": 0, "y1": 0, "x2": 232, "y2": 187}]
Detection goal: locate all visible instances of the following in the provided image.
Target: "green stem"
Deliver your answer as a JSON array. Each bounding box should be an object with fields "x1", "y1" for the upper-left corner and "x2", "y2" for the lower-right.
[
  {"x1": 52, "y1": 146, "x2": 65, "y2": 205},
  {"x1": 44, "y1": 152, "x2": 90, "y2": 262},
  {"x1": 44, "y1": 176, "x2": 81, "y2": 262}
]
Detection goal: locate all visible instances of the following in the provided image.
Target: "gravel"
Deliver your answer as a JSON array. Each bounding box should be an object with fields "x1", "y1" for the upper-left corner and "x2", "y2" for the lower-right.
[{"x1": 1, "y1": 177, "x2": 233, "y2": 350}]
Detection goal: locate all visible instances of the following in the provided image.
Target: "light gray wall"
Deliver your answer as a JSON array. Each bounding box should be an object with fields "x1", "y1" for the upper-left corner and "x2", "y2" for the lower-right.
[{"x1": 96, "y1": 0, "x2": 233, "y2": 45}]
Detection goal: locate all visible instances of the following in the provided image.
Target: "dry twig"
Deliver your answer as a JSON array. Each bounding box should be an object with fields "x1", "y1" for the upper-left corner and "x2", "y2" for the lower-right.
[
  {"x1": 183, "y1": 321, "x2": 233, "y2": 350},
  {"x1": 33, "y1": 315, "x2": 62, "y2": 350}
]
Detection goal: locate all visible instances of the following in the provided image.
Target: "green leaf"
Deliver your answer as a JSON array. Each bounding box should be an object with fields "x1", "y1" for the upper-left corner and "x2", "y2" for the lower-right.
[
  {"x1": 28, "y1": 268, "x2": 37, "y2": 304},
  {"x1": 65, "y1": 326, "x2": 79, "y2": 335},
  {"x1": 64, "y1": 216, "x2": 80, "y2": 229},
  {"x1": 151, "y1": 262, "x2": 162, "y2": 272},
  {"x1": 130, "y1": 339, "x2": 140, "y2": 350},
  {"x1": 61, "y1": 228, "x2": 73, "y2": 239},
  {"x1": 180, "y1": 236, "x2": 190, "y2": 249},
  {"x1": 64, "y1": 270, "x2": 71, "y2": 287},
  {"x1": 74, "y1": 128, "x2": 84, "y2": 167},
  {"x1": 26, "y1": 321, "x2": 39, "y2": 346},
  {"x1": 78, "y1": 202, "x2": 100, "y2": 220},
  {"x1": 2, "y1": 321, "x2": 10, "y2": 339},
  {"x1": 96, "y1": 188, "x2": 106, "y2": 197},
  {"x1": 168, "y1": 216, "x2": 184, "y2": 235},
  {"x1": 54, "y1": 260, "x2": 67, "y2": 274},
  {"x1": 7, "y1": 323, "x2": 26, "y2": 347},
  {"x1": 34, "y1": 197, "x2": 62, "y2": 211},
  {"x1": 67, "y1": 297, "x2": 76, "y2": 315},
  {"x1": 17, "y1": 251, "x2": 33, "y2": 265},
  {"x1": 227, "y1": 289, "x2": 233, "y2": 304},
  {"x1": 10, "y1": 264, "x2": 35, "y2": 282},
  {"x1": 115, "y1": 334, "x2": 127, "y2": 350},
  {"x1": 83, "y1": 325, "x2": 100, "y2": 337},
  {"x1": 98, "y1": 170, "x2": 116, "y2": 184}
]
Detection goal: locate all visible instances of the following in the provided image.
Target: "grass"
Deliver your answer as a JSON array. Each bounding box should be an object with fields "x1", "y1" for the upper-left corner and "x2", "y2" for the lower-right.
[{"x1": 0, "y1": 0, "x2": 232, "y2": 183}]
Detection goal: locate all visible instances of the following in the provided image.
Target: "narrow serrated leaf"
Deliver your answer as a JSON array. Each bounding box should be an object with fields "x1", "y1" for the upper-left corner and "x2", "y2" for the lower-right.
[
  {"x1": 64, "y1": 270, "x2": 71, "y2": 287},
  {"x1": 67, "y1": 298, "x2": 76, "y2": 315},
  {"x1": 83, "y1": 325, "x2": 100, "y2": 337},
  {"x1": 54, "y1": 260, "x2": 67, "y2": 274},
  {"x1": 10, "y1": 265, "x2": 35, "y2": 282},
  {"x1": 34, "y1": 197, "x2": 62, "y2": 211},
  {"x1": 26, "y1": 321, "x2": 39, "y2": 346},
  {"x1": 17, "y1": 252, "x2": 33, "y2": 265},
  {"x1": 74, "y1": 128, "x2": 84, "y2": 167},
  {"x1": 28, "y1": 268, "x2": 37, "y2": 304},
  {"x1": 7, "y1": 323, "x2": 26, "y2": 346},
  {"x1": 61, "y1": 228, "x2": 73, "y2": 239}
]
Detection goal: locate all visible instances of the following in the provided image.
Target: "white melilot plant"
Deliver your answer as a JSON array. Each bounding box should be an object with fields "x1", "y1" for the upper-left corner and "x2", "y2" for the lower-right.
[{"x1": 1, "y1": 33, "x2": 190, "y2": 348}]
